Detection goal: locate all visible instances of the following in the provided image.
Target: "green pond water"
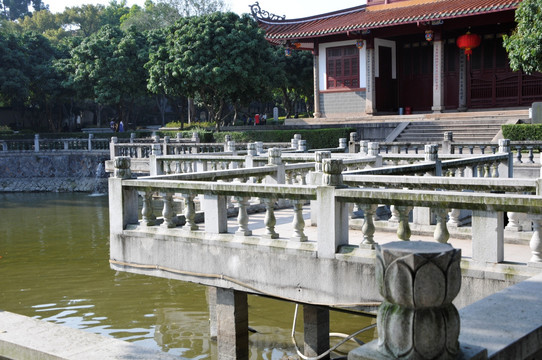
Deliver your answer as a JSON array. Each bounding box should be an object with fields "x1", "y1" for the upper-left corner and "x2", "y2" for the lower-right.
[{"x1": 0, "y1": 192, "x2": 376, "y2": 359}]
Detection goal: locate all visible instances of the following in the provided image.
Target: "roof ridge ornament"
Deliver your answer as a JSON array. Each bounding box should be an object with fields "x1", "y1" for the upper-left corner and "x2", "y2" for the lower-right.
[{"x1": 250, "y1": 2, "x2": 286, "y2": 21}]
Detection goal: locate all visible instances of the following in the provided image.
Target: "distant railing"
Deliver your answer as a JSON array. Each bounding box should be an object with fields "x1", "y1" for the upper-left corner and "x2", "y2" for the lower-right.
[{"x1": 0, "y1": 134, "x2": 109, "y2": 152}]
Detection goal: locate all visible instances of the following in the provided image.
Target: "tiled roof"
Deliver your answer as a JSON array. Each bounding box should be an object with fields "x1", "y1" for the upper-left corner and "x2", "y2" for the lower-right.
[{"x1": 257, "y1": 0, "x2": 520, "y2": 42}]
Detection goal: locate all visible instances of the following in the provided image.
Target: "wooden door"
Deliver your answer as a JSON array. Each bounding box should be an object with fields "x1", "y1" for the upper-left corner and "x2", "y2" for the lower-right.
[{"x1": 376, "y1": 46, "x2": 397, "y2": 112}]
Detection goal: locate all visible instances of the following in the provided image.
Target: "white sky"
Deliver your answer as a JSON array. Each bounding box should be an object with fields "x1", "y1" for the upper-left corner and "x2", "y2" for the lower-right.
[{"x1": 44, "y1": 0, "x2": 364, "y2": 19}]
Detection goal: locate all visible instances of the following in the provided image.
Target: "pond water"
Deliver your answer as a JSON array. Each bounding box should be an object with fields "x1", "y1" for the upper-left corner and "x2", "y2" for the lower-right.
[{"x1": 0, "y1": 192, "x2": 376, "y2": 359}]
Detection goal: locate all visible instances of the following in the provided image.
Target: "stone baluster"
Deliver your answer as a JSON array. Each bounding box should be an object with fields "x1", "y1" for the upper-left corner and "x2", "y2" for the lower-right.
[
  {"x1": 396, "y1": 205, "x2": 412, "y2": 241},
  {"x1": 389, "y1": 205, "x2": 399, "y2": 223},
  {"x1": 359, "y1": 203, "x2": 377, "y2": 248},
  {"x1": 491, "y1": 162, "x2": 499, "y2": 178},
  {"x1": 262, "y1": 198, "x2": 278, "y2": 239},
  {"x1": 291, "y1": 200, "x2": 308, "y2": 242},
  {"x1": 527, "y1": 146, "x2": 534, "y2": 163},
  {"x1": 350, "y1": 242, "x2": 461, "y2": 360},
  {"x1": 506, "y1": 212, "x2": 525, "y2": 232},
  {"x1": 480, "y1": 145, "x2": 486, "y2": 154},
  {"x1": 483, "y1": 163, "x2": 491, "y2": 178},
  {"x1": 434, "y1": 208, "x2": 450, "y2": 243},
  {"x1": 514, "y1": 145, "x2": 523, "y2": 163},
  {"x1": 530, "y1": 215, "x2": 542, "y2": 263},
  {"x1": 447, "y1": 208, "x2": 461, "y2": 227},
  {"x1": 235, "y1": 197, "x2": 252, "y2": 236},
  {"x1": 161, "y1": 192, "x2": 176, "y2": 228},
  {"x1": 183, "y1": 194, "x2": 198, "y2": 231},
  {"x1": 139, "y1": 190, "x2": 155, "y2": 226}
]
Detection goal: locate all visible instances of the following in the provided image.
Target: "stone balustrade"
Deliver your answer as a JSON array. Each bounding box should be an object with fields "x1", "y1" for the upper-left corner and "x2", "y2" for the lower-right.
[
  {"x1": 111, "y1": 149, "x2": 542, "y2": 265},
  {"x1": 0, "y1": 134, "x2": 109, "y2": 152}
]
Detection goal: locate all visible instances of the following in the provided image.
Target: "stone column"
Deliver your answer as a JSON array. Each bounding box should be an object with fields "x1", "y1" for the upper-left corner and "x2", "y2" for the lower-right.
[
  {"x1": 365, "y1": 40, "x2": 376, "y2": 115},
  {"x1": 110, "y1": 137, "x2": 118, "y2": 159},
  {"x1": 458, "y1": 53, "x2": 467, "y2": 111},
  {"x1": 431, "y1": 34, "x2": 445, "y2": 113},
  {"x1": 34, "y1": 134, "x2": 40, "y2": 152},
  {"x1": 313, "y1": 51, "x2": 322, "y2": 118},
  {"x1": 350, "y1": 241, "x2": 462, "y2": 360},
  {"x1": 303, "y1": 305, "x2": 330, "y2": 359},
  {"x1": 317, "y1": 159, "x2": 348, "y2": 258},
  {"x1": 108, "y1": 157, "x2": 138, "y2": 234},
  {"x1": 216, "y1": 288, "x2": 249, "y2": 360},
  {"x1": 310, "y1": 151, "x2": 331, "y2": 226},
  {"x1": 265, "y1": 148, "x2": 285, "y2": 185}
]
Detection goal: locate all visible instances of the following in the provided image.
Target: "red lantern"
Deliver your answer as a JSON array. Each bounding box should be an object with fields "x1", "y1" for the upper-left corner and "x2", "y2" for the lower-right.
[{"x1": 457, "y1": 32, "x2": 481, "y2": 60}]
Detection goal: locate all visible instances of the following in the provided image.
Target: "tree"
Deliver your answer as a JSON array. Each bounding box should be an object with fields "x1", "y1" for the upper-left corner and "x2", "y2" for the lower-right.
[
  {"x1": 66, "y1": 25, "x2": 149, "y2": 126},
  {"x1": 1, "y1": 0, "x2": 46, "y2": 20},
  {"x1": 147, "y1": 12, "x2": 278, "y2": 128},
  {"x1": 273, "y1": 48, "x2": 313, "y2": 117},
  {"x1": 503, "y1": 0, "x2": 542, "y2": 74},
  {"x1": 0, "y1": 32, "x2": 30, "y2": 108}
]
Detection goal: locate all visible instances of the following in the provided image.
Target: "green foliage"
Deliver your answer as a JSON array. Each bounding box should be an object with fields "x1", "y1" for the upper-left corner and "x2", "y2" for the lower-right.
[
  {"x1": 1, "y1": 0, "x2": 46, "y2": 20},
  {"x1": 213, "y1": 128, "x2": 356, "y2": 149},
  {"x1": 502, "y1": 124, "x2": 542, "y2": 140},
  {"x1": 147, "y1": 12, "x2": 279, "y2": 127},
  {"x1": 165, "y1": 120, "x2": 215, "y2": 129},
  {"x1": 66, "y1": 25, "x2": 149, "y2": 120},
  {"x1": 503, "y1": 0, "x2": 542, "y2": 74}
]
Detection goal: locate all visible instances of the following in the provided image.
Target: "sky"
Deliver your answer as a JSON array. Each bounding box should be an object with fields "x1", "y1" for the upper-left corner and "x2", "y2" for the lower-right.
[{"x1": 44, "y1": 0, "x2": 364, "y2": 19}]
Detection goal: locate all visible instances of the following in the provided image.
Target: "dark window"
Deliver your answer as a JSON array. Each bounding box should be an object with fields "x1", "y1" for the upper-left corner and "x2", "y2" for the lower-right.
[{"x1": 326, "y1": 45, "x2": 360, "y2": 89}]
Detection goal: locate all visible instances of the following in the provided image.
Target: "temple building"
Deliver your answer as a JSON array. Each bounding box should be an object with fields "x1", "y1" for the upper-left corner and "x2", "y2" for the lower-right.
[{"x1": 251, "y1": 0, "x2": 542, "y2": 118}]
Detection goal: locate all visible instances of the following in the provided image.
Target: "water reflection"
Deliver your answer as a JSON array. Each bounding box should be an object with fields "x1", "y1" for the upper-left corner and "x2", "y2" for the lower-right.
[{"x1": 0, "y1": 193, "x2": 376, "y2": 359}]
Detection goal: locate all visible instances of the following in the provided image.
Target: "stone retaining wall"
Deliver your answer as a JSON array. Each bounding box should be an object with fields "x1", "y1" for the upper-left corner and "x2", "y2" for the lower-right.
[{"x1": 0, "y1": 152, "x2": 109, "y2": 192}]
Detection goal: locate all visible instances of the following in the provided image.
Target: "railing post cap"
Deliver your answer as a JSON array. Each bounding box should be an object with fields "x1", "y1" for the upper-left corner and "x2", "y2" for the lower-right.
[{"x1": 114, "y1": 156, "x2": 132, "y2": 179}]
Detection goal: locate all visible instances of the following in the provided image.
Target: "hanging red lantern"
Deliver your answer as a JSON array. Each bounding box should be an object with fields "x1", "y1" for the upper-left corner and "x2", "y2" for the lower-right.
[{"x1": 457, "y1": 32, "x2": 481, "y2": 60}]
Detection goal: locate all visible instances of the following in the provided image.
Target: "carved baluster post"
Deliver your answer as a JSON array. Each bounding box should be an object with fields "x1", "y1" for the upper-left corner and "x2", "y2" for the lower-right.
[
  {"x1": 139, "y1": 190, "x2": 155, "y2": 226},
  {"x1": 291, "y1": 199, "x2": 308, "y2": 242},
  {"x1": 448, "y1": 208, "x2": 461, "y2": 228},
  {"x1": 183, "y1": 194, "x2": 198, "y2": 231},
  {"x1": 350, "y1": 242, "x2": 462, "y2": 360},
  {"x1": 396, "y1": 206, "x2": 412, "y2": 241},
  {"x1": 161, "y1": 192, "x2": 176, "y2": 228},
  {"x1": 262, "y1": 198, "x2": 278, "y2": 239},
  {"x1": 235, "y1": 196, "x2": 252, "y2": 236},
  {"x1": 359, "y1": 203, "x2": 377, "y2": 248},
  {"x1": 530, "y1": 215, "x2": 542, "y2": 263},
  {"x1": 434, "y1": 207, "x2": 450, "y2": 243}
]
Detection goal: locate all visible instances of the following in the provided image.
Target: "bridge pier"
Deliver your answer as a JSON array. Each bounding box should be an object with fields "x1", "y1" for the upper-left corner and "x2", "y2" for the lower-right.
[
  {"x1": 216, "y1": 287, "x2": 249, "y2": 360},
  {"x1": 303, "y1": 305, "x2": 330, "y2": 359}
]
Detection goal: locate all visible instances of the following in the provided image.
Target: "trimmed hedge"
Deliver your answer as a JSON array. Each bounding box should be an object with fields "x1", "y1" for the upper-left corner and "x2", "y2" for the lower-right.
[
  {"x1": 502, "y1": 124, "x2": 542, "y2": 141},
  {"x1": 213, "y1": 128, "x2": 356, "y2": 149}
]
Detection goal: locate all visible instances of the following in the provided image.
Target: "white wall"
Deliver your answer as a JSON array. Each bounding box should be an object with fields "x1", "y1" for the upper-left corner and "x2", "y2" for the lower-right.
[{"x1": 318, "y1": 40, "x2": 367, "y2": 91}]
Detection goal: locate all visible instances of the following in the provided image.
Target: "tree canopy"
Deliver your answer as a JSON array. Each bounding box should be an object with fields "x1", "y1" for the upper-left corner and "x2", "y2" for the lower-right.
[
  {"x1": 503, "y1": 0, "x2": 542, "y2": 74},
  {"x1": 147, "y1": 12, "x2": 279, "y2": 127}
]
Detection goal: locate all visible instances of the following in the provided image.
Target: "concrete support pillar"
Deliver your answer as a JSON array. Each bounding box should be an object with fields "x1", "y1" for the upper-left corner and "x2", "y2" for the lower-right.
[
  {"x1": 303, "y1": 305, "x2": 330, "y2": 359},
  {"x1": 432, "y1": 36, "x2": 445, "y2": 113},
  {"x1": 313, "y1": 51, "x2": 321, "y2": 118},
  {"x1": 216, "y1": 288, "x2": 249, "y2": 360},
  {"x1": 207, "y1": 287, "x2": 218, "y2": 340},
  {"x1": 472, "y1": 210, "x2": 504, "y2": 263},
  {"x1": 365, "y1": 43, "x2": 376, "y2": 115}
]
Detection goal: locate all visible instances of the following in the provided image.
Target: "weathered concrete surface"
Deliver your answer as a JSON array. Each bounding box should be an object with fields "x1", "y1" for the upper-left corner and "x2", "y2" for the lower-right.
[
  {"x1": 459, "y1": 272, "x2": 542, "y2": 359},
  {"x1": 109, "y1": 223, "x2": 541, "y2": 310},
  {"x1": 0, "y1": 152, "x2": 108, "y2": 192},
  {"x1": 0, "y1": 311, "x2": 183, "y2": 360}
]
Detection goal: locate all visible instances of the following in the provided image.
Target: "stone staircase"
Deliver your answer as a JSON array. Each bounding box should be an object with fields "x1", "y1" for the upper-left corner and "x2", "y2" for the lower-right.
[{"x1": 392, "y1": 110, "x2": 530, "y2": 143}]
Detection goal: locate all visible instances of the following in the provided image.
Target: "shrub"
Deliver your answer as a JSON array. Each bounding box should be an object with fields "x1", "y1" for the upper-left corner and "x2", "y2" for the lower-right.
[
  {"x1": 213, "y1": 128, "x2": 355, "y2": 149},
  {"x1": 502, "y1": 124, "x2": 542, "y2": 140}
]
